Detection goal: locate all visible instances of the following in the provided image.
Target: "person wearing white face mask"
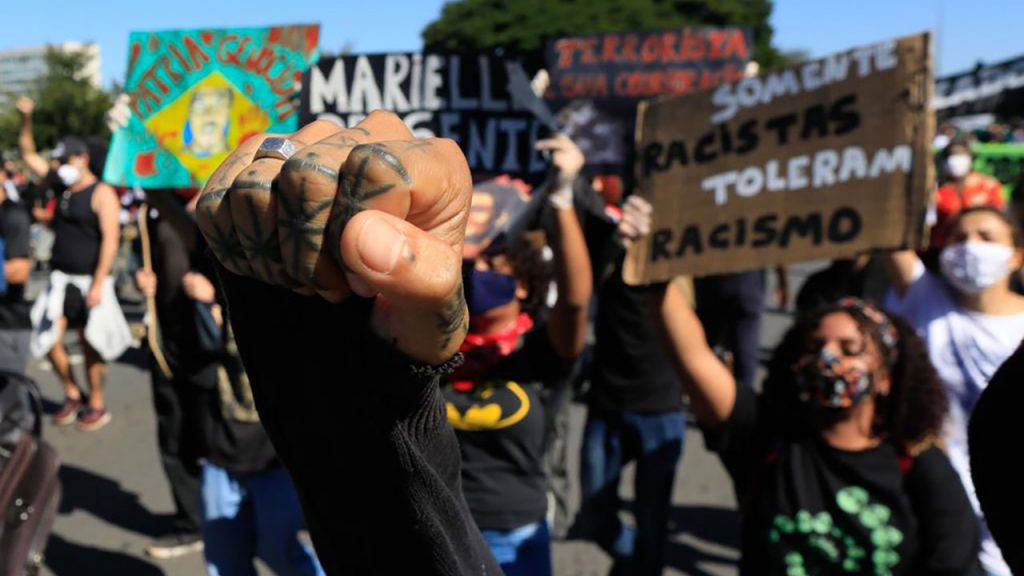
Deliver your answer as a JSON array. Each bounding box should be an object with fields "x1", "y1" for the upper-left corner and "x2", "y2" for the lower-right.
[
  {"x1": 931, "y1": 142, "x2": 1004, "y2": 251},
  {"x1": 886, "y1": 206, "x2": 1024, "y2": 576},
  {"x1": 17, "y1": 97, "x2": 130, "y2": 432}
]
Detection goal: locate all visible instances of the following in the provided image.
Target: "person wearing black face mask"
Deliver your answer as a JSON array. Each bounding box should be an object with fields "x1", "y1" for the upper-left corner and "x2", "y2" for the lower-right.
[
  {"x1": 439, "y1": 133, "x2": 592, "y2": 576},
  {"x1": 650, "y1": 284, "x2": 983, "y2": 574},
  {"x1": 18, "y1": 97, "x2": 130, "y2": 431}
]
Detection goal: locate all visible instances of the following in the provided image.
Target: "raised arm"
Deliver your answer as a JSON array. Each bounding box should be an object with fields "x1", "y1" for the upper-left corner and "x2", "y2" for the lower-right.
[
  {"x1": 15, "y1": 98, "x2": 49, "y2": 179},
  {"x1": 536, "y1": 134, "x2": 592, "y2": 359},
  {"x1": 882, "y1": 249, "x2": 922, "y2": 298},
  {"x1": 195, "y1": 113, "x2": 500, "y2": 574},
  {"x1": 651, "y1": 279, "x2": 737, "y2": 432},
  {"x1": 615, "y1": 195, "x2": 738, "y2": 431}
]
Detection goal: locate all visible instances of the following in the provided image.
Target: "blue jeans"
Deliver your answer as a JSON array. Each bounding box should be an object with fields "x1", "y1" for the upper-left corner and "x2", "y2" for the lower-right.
[
  {"x1": 201, "y1": 464, "x2": 325, "y2": 576},
  {"x1": 480, "y1": 520, "x2": 551, "y2": 576},
  {"x1": 576, "y1": 410, "x2": 686, "y2": 576}
]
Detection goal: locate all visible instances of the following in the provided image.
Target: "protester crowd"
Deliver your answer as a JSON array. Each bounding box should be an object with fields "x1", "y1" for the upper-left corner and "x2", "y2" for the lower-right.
[{"x1": 3, "y1": 49, "x2": 1024, "y2": 576}]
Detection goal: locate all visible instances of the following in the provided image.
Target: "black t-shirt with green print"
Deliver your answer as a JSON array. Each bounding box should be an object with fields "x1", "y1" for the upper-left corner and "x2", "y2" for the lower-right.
[{"x1": 707, "y1": 385, "x2": 984, "y2": 575}]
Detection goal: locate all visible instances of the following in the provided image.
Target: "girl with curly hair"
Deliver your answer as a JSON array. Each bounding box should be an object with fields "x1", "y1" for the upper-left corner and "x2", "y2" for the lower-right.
[{"x1": 652, "y1": 288, "x2": 982, "y2": 575}]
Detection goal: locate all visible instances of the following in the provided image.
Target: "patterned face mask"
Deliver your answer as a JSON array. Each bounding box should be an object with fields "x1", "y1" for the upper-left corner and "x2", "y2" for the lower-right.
[{"x1": 794, "y1": 348, "x2": 873, "y2": 409}]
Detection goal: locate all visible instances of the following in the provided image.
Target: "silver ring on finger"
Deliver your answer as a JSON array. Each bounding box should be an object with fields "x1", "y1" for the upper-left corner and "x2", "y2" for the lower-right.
[{"x1": 254, "y1": 137, "x2": 299, "y2": 162}]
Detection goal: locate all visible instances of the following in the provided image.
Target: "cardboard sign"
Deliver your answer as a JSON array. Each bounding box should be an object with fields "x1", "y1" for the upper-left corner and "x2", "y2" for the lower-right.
[
  {"x1": 544, "y1": 28, "x2": 751, "y2": 109},
  {"x1": 103, "y1": 25, "x2": 320, "y2": 187},
  {"x1": 301, "y1": 53, "x2": 550, "y2": 175},
  {"x1": 625, "y1": 33, "x2": 933, "y2": 284},
  {"x1": 934, "y1": 54, "x2": 1024, "y2": 121}
]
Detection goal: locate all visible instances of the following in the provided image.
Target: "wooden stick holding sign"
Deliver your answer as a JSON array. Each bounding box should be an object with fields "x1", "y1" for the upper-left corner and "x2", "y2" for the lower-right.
[{"x1": 624, "y1": 33, "x2": 934, "y2": 285}]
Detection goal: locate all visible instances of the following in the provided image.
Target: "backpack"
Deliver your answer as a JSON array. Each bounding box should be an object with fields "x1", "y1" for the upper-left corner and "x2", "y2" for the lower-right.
[{"x1": 0, "y1": 371, "x2": 61, "y2": 576}]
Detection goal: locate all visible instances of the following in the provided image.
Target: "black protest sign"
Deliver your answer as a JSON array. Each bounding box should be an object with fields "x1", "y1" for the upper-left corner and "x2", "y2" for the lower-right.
[
  {"x1": 544, "y1": 28, "x2": 752, "y2": 109},
  {"x1": 625, "y1": 33, "x2": 934, "y2": 284},
  {"x1": 301, "y1": 53, "x2": 549, "y2": 175},
  {"x1": 934, "y1": 54, "x2": 1024, "y2": 121}
]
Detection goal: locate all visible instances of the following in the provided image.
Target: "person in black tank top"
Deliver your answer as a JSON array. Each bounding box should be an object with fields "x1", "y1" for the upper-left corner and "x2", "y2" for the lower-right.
[
  {"x1": 18, "y1": 111, "x2": 124, "y2": 432},
  {"x1": 51, "y1": 182, "x2": 102, "y2": 276}
]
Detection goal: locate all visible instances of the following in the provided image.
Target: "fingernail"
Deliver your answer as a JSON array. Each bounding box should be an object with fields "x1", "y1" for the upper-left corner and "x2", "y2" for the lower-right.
[{"x1": 358, "y1": 217, "x2": 405, "y2": 274}]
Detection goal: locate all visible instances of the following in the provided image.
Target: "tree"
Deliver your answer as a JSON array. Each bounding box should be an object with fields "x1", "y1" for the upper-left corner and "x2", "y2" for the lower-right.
[
  {"x1": 0, "y1": 47, "x2": 113, "y2": 153},
  {"x1": 422, "y1": 0, "x2": 787, "y2": 73}
]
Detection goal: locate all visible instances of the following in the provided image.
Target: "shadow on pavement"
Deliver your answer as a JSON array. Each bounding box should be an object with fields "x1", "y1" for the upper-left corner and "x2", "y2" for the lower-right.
[
  {"x1": 665, "y1": 504, "x2": 740, "y2": 575},
  {"x1": 58, "y1": 464, "x2": 173, "y2": 539},
  {"x1": 44, "y1": 534, "x2": 165, "y2": 576}
]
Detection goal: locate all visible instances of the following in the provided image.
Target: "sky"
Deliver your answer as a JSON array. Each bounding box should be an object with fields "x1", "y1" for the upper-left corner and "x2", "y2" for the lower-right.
[{"x1": 0, "y1": 0, "x2": 1020, "y2": 88}]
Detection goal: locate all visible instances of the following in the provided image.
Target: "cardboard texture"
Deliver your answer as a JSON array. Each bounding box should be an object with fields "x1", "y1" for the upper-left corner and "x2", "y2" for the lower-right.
[{"x1": 625, "y1": 33, "x2": 933, "y2": 284}]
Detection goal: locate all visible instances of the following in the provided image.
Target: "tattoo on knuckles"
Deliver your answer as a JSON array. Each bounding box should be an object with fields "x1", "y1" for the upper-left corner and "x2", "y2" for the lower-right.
[
  {"x1": 205, "y1": 217, "x2": 249, "y2": 274},
  {"x1": 354, "y1": 143, "x2": 413, "y2": 185},
  {"x1": 197, "y1": 188, "x2": 227, "y2": 212},
  {"x1": 278, "y1": 178, "x2": 333, "y2": 278},
  {"x1": 436, "y1": 282, "x2": 468, "y2": 351},
  {"x1": 236, "y1": 194, "x2": 283, "y2": 280},
  {"x1": 233, "y1": 179, "x2": 274, "y2": 192},
  {"x1": 325, "y1": 151, "x2": 399, "y2": 262},
  {"x1": 283, "y1": 156, "x2": 341, "y2": 181},
  {"x1": 320, "y1": 141, "x2": 434, "y2": 266}
]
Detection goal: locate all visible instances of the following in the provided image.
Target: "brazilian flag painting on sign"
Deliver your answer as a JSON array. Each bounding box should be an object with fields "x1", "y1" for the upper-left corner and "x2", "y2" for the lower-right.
[{"x1": 103, "y1": 25, "x2": 320, "y2": 188}]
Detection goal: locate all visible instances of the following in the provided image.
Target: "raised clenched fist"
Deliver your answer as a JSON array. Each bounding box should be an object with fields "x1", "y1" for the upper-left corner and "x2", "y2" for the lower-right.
[
  {"x1": 196, "y1": 111, "x2": 472, "y2": 365},
  {"x1": 15, "y1": 97, "x2": 34, "y2": 117}
]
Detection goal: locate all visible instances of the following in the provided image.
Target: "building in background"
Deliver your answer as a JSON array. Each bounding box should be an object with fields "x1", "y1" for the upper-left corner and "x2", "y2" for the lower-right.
[{"x1": 0, "y1": 42, "x2": 101, "y2": 100}]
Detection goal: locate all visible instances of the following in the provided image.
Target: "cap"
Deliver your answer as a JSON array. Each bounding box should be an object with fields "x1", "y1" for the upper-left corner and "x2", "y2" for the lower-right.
[{"x1": 52, "y1": 137, "x2": 89, "y2": 163}]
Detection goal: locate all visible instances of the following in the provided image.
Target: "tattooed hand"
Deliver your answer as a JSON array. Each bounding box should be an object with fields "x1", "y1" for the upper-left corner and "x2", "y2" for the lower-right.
[{"x1": 196, "y1": 111, "x2": 471, "y2": 365}]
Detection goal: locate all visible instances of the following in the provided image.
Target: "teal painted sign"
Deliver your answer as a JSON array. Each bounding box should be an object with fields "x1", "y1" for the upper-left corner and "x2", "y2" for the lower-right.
[{"x1": 103, "y1": 25, "x2": 320, "y2": 188}]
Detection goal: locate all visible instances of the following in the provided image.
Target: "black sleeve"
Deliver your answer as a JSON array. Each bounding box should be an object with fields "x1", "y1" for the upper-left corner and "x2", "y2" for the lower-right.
[
  {"x1": 701, "y1": 383, "x2": 761, "y2": 494},
  {"x1": 218, "y1": 269, "x2": 502, "y2": 576},
  {"x1": 2, "y1": 207, "x2": 30, "y2": 259},
  {"x1": 970, "y1": 341, "x2": 1024, "y2": 574},
  {"x1": 904, "y1": 446, "x2": 984, "y2": 576}
]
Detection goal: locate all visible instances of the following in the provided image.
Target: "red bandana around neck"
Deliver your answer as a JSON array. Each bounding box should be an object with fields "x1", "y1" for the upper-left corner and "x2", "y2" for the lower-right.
[{"x1": 449, "y1": 313, "x2": 534, "y2": 390}]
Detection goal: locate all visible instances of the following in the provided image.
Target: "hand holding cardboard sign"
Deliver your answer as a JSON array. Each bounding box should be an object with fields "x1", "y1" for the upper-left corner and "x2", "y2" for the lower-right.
[{"x1": 617, "y1": 195, "x2": 653, "y2": 249}]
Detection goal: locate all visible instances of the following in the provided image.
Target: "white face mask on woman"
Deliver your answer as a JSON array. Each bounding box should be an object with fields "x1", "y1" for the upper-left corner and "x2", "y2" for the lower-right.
[
  {"x1": 940, "y1": 241, "x2": 1016, "y2": 295},
  {"x1": 946, "y1": 154, "x2": 972, "y2": 179}
]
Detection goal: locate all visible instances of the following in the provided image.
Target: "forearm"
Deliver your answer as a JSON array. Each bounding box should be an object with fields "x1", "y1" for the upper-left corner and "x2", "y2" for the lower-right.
[
  {"x1": 92, "y1": 235, "x2": 119, "y2": 287},
  {"x1": 549, "y1": 198, "x2": 592, "y2": 358},
  {"x1": 650, "y1": 282, "x2": 736, "y2": 431},
  {"x1": 18, "y1": 114, "x2": 35, "y2": 156},
  {"x1": 882, "y1": 250, "x2": 921, "y2": 297},
  {"x1": 218, "y1": 269, "x2": 500, "y2": 574},
  {"x1": 18, "y1": 116, "x2": 47, "y2": 179}
]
